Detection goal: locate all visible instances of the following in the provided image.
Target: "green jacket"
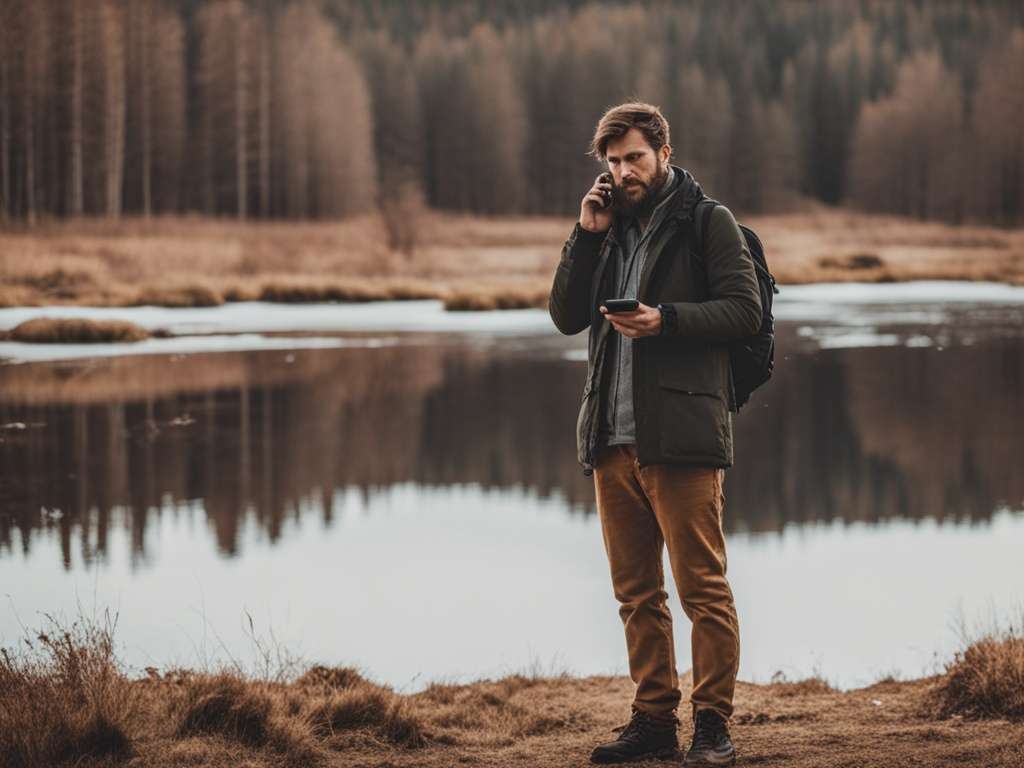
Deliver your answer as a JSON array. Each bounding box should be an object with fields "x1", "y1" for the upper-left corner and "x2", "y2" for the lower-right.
[{"x1": 548, "y1": 167, "x2": 762, "y2": 473}]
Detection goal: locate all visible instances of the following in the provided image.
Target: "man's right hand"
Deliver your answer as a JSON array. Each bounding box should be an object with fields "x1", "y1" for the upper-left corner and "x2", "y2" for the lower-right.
[{"x1": 579, "y1": 173, "x2": 613, "y2": 233}]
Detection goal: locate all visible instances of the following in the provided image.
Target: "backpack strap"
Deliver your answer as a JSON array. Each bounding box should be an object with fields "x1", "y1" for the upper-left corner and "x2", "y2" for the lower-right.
[{"x1": 692, "y1": 196, "x2": 718, "y2": 257}]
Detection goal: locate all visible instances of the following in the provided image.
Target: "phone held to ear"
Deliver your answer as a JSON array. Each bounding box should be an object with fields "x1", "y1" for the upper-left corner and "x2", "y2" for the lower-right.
[
  {"x1": 598, "y1": 172, "x2": 612, "y2": 208},
  {"x1": 603, "y1": 298, "x2": 639, "y2": 313}
]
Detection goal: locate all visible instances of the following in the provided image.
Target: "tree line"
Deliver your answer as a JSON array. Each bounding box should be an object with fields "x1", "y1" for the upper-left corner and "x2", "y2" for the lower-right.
[{"x1": 0, "y1": 0, "x2": 1022, "y2": 226}]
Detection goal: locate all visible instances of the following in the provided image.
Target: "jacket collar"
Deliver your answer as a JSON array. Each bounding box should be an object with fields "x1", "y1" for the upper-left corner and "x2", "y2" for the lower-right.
[{"x1": 664, "y1": 164, "x2": 704, "y2": 222}]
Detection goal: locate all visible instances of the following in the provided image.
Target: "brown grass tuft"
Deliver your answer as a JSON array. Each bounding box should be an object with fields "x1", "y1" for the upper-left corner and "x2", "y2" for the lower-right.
[
  {"x1": 0, "y1": 615, "x2": 136, "y2": 767},
  {"x1": 817, "y1": 252, "x2": 886, "y2": 270},
  {"x1": 6, "y1": 317, "x2": 149, "y2": 343},
  {"x1": 17, "y1": 267, "x2": 98, "y2": 298},
  {"x1": 296, "y1": 664, "x2": 368, "y2": 690},
  {"x1": 306, "y1": 686, "x2": 426, "y2": 747},
  {"x1": 296, "y1": 666, "x2": 427, "y2": 748},
  {"x1": 768, "y1": 671, "x2": 836, "y2": 697},
  {"x1": 176, "y1": 673, "x2": 274, "y2": 745},
  {"x1": 412, "y1": 673, "x2": 586, "y2": 747},
  {"x1": 930, "y1": 626, "x2": 1024, "y2": 720},
  {"x1": 132, "y1": 284, "x2": 224, "y2": 307},
  {"x1": 443, "y1": 286, "x2": 548, "y2": 311},
  {"x1": 258, "y1": 281, "x2": 388, "y2": 303},
  {"x1": 257, "y1": 279, "x2": 441, "y2": 304},
  {"x1": 172, "y1": 671, "x2": 323, "y2": 765}
]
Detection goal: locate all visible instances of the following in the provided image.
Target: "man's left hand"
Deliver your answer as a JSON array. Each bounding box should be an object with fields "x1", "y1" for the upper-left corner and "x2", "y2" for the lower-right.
[{"x1": 599, "y1": 302, "x2": 662, "y2": 338}]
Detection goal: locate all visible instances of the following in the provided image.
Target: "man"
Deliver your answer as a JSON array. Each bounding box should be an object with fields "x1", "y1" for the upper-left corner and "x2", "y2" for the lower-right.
[{"x1": 548, "y1": 102, "x2": 761, "y2": 766}]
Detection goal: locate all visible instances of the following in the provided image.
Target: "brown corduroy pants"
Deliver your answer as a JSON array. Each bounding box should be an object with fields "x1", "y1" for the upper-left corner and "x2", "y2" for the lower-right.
[{"x1": 594, "y1": 444, "x2": 740, "y2": 722}]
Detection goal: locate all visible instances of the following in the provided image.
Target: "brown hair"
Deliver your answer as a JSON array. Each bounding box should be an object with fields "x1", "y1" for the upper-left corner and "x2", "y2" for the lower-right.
[{"x1": 588, "y1": 101, "x2": 671, "y2": 161}]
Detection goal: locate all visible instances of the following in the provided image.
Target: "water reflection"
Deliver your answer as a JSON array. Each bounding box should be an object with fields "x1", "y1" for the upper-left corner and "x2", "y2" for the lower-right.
[{"x1": 1, "y1": 324, "x2": 1022, "y2": 569}]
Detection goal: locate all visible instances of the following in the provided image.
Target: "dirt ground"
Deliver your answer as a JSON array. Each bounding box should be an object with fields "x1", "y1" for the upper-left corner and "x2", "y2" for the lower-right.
[
  {"x1": 120, "y1": 670, "x2": 1024, "y2": 768},
  {"x1": 1, "y1": 205, "x2": 1022, "y2": 309}
]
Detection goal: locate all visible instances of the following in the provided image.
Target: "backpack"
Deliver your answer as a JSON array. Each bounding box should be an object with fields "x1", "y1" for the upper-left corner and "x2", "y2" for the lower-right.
[{"x1": 693, "y1": 197, "x2": 779, "y2": 412}]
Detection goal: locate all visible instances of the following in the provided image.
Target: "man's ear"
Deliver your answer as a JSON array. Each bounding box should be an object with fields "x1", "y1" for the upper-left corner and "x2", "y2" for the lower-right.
[{"x1": 660, "y1": 144, "x2": 671, "y2": 164}]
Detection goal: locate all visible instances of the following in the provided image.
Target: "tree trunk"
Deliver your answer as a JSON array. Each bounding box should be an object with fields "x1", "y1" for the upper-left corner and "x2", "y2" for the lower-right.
[
  {"x1": 69, "y1": 0, "x2": 84, "y2": 216},
  {"x1": 140, "y1": 0, "x2": 151, "y2": 217},
  {"x1": 0, "y1": 26, "x2": 10, "y2": 222},
  {"x1": 258, "y1": 19, "x2": 270, "y2": 217},
  {"x1": 235, "y1": 13, "x2": 247, "y2": 219},
  {"x1": 102, "y1": 1, "x2": 125, "y2": 218}
]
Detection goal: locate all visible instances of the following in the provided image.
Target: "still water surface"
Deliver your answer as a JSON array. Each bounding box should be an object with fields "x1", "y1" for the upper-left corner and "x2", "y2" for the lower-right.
[{"x1": 1, "y1": 292, "x2": 1022, "y2": 690}]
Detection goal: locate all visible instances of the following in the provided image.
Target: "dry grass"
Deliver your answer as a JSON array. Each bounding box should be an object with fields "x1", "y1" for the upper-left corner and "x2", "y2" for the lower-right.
[
  {"x1": 131, "y1": 284, "x2": 224, "y2": 307},
  {"x1": 0, "y1": 614, "x2": 136, "y2": 767},
  {"x1": 256, "y1": 277, "x2": 442, "y2": 304},
  {"x1": 4, "y1": 613, "x2": 1024, "y2": 766},
  {"x1": 3, "y1": 206, "x2": 1019, "y2": 312},
  {"x1": 929, "y1": 619, "x2": 1024, "y2": 721},
  {"x1": 766, "y1": 670, "x2": 837, "y2": 698},
  {"x1": 4, "y1": 317, "x2": 150, "y2": 343},
  {"x1": 443, "y1": 284, "x2": 549, "y2": 311},
  {"x1": 170, "y1": 672, "x2": 322, "y2": 766}
]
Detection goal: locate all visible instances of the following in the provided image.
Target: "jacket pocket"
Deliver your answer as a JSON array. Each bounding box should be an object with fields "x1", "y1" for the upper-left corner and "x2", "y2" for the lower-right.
[{"x1": 656, "y1": 369, "x2": 729, "y2": 461}]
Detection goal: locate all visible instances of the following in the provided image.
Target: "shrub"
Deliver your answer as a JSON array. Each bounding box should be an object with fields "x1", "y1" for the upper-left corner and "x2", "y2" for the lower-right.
[
  {"x1": 0, "y1": 615, "x2": 136, "y2": 767},
  {"x1": 6, "y1": 317, "x2": 149, "y2": 343},
  {"x1": 133, "y1": 284, "x2": 223, "y2": 307},
  {"x1": 931, "y1": 624, "x2": 1024, "y2": 720}
]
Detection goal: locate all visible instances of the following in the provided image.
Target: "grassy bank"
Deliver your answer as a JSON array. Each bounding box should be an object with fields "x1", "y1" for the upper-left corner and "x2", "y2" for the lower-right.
[
  {"x1": 0, "y1": 318, "x2": 153, "y2": 344},
  {"x1": 2, "y1": 617, "x2": 1023, "y2": 768},
  {"x1": 1, "y1": 207, "x2": 1022, "y2": 312}
]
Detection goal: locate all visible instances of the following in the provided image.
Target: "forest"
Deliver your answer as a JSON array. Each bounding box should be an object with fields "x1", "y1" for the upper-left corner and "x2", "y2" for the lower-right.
[{"x1": 0, "y1": 0, "x2": 1022, "y2": 226}]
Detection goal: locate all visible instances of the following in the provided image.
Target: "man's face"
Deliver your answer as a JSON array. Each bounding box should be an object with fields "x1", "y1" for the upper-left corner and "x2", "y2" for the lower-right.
[{"x1": 605, "y1": 127, "x2": 671, "y2": 217}]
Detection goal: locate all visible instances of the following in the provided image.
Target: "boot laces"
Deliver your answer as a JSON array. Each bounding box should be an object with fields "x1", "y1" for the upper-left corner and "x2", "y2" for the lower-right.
[
  {"x1": 618, "y1": 709, "x2": 665, "y2": 743},
  {"x1": 691, "y1": 709, "x2": 727, "y2": 751}
]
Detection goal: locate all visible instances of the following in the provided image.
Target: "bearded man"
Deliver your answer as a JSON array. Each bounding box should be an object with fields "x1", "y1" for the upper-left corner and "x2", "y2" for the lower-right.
[{"x1": 548, "y1": 102, "x2": 762, "y2": 766}]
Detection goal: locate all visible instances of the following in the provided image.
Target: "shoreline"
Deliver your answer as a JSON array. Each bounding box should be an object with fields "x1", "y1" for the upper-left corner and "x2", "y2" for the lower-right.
[
  {"x1": 2, "y1": 279, "x2": 1022, "y2": 361},
  {"x1": 3, "y1": 633, "x2": 1022, "y2": 768},
  {"x1": 1, "y1": 208, "x2": 1022, "y2": 313}
]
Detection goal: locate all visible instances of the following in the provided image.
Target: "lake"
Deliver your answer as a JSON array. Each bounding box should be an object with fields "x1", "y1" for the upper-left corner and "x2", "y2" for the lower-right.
[{"x1": 1, "y1": 283, "x2": 1022, "y2": 691}]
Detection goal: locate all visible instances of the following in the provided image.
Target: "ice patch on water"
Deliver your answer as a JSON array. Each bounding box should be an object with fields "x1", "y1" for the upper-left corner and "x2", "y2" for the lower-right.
[
  {"x1": 904, "y1": 335, "x2": 935, "y2": 348},
  {"x1": 776, "y1": 280, "x2": 1024, "y2": 306},
  {"x1": 0, "y1": 281, "x2": 1021, "y2": 359},
  {"x1": 0, "y1": 334, "x2": 398, "y2": 364},
  {"x1": 814, "y1": 332, "x2": 902, "y2": 349},
  {"x1": 0, "y1": 300, "x2": 556, "y2": 336}
]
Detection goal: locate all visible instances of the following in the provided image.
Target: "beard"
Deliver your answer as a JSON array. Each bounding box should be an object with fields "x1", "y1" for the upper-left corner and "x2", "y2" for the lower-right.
[{"x1": 610, "y1": 161, "x2": 670, "y2": 218}]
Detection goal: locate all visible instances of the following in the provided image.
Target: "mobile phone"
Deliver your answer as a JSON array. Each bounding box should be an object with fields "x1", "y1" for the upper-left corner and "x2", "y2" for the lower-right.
[
  {"x1": 603, "y1": 298, "x2": 639, "y2": 313},
  {"x1": 597, "y1": 172, "x2": 612, "y2": 207}
]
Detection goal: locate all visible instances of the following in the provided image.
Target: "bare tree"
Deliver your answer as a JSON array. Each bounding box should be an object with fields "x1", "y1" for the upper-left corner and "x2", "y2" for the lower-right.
[
  {"x1": 100, "y1": 0, "x2": 126, "y2": 218},
  {"x1": 276, "y1": 1, "x2": 375, "y2": 218},
  {"x1": 355, "y1": 29, "x2": 424, "y2": 253},
  {"x1": 849, "y1": 52, "x2": 966, "y2": 220},
  {"x1": 68, "y1": 0, "x2": 85, "y2": 216},
  {"x1": 150, "y1": 3, "x2": 186, "y2": 213},
  {"x1": 970, "y1": 31, "x2": 1024, "y2": 225}
]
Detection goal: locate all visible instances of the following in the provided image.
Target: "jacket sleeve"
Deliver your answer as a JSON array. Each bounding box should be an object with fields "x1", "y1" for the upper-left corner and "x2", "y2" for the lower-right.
[
  {"x1": 548, "y1": 222, "x2": 607, "y2": 336},
  {"x1": 660, "y1": 205, "x2": 762, "y2": 340}
]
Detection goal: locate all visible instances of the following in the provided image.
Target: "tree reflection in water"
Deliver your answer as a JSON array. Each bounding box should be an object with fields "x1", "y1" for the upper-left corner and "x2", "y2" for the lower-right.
[{"x1": 1, "y1": 325, "x2": 1021, "y2": 569}]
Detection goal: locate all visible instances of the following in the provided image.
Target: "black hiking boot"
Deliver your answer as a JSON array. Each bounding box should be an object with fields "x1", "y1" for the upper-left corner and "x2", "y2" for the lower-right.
[
  {"x1": 589, "y1": 707, "x2": 679, "y2": 764},
  {"x1": 683, "y1": 708, "x2": 736, "y2": 766}
]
